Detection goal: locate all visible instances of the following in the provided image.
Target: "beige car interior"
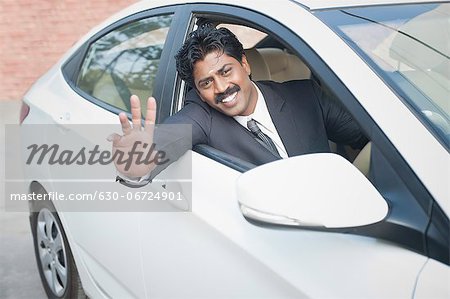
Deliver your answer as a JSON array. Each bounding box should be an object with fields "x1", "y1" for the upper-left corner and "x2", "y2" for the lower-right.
[
  {"x1": 244, "y1": 46, "x2": 372, "y2": 177},
  {"x1": 244, "y1": 48, "x2": 311, "y2": 82}
]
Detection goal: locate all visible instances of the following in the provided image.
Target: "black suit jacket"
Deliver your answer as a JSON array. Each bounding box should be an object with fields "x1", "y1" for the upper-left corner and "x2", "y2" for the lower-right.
[{"x1": 158, "y1": 79, "x2": 366, "y2": 168}]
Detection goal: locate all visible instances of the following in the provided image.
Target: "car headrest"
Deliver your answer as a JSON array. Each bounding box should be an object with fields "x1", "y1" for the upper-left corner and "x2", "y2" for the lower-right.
[{"x1": 244, "y1": 48, "x2": 271, "y2": 80}]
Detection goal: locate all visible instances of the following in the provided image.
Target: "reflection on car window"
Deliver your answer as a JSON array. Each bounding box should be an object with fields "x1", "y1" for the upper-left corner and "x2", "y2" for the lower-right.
[
  {"x1": 317, "y1": 4, "x2": 450, "y2": 148},
  {"x1": 77, "y1": 14, "x2": 173, "y2": 114}
]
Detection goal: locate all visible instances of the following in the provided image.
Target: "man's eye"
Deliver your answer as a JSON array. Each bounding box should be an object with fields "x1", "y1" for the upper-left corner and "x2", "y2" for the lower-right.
[
  {"x1": 201, "y1": 80, "x2": 212, "y2": 88},
  {"x1": 222, "y1": 68, "x2": 231, "y2": 76}
]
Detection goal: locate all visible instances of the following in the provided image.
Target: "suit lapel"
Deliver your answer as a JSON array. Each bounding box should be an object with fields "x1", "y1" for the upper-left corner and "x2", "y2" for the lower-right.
[
  {"x1": 231, "y1": 112, "x2": 281, "y2": 161},
  {"x1": 256, "y1": 81, "x2": 304, "y2": 157}
]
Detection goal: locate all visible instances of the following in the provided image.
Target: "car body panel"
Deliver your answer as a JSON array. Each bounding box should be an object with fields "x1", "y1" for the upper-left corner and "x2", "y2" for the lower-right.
[
  {"x1": 62, "y1": 213, "x2": 146, "y2": 298},
  {"x1": 415, "y1": 258, "x2": 450, "y2": 299},
  {"x1": 292, "y1": 0, "x2": 444, "y2": 10},
  {"x1": 138, "y1": 151, "x2": 428, "y2": 298}
]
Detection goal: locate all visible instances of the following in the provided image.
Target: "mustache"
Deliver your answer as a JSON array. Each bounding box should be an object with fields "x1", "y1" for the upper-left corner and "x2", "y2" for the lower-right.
[{"x1": 215, "y1": 85, "x2": 241, "y2": 104}]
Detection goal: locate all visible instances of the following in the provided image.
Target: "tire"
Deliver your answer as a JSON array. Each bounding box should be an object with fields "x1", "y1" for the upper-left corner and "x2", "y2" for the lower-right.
[{"x1": 29, "y1": 185, "x2": 87, "y2": 299}]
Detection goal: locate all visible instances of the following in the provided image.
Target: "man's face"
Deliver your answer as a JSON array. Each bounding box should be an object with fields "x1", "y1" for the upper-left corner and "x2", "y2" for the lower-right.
[{"x1": 193, "y1": 51, "x2": 257, "y2": 117}]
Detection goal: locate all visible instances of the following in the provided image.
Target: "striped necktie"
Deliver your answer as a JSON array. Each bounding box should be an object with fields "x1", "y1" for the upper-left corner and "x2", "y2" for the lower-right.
[{"x1": 247, "y1": 119, "x2": 280, "y2": 158}]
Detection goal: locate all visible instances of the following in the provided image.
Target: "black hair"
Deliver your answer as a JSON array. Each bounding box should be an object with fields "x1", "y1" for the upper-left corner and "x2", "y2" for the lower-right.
[{"x1": 175, "y1": 25, "x2": 244, "y2": 88}]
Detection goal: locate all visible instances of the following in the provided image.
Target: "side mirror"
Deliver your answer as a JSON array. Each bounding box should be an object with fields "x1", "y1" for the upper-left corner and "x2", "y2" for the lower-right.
[{"x1": 237, "y1": 153, "x2": 388, "y2": 228}]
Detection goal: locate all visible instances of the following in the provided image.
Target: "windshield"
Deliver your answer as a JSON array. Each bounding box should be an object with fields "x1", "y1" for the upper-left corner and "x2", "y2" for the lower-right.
[{"x1": 316, "y1": 3, "x2": 450, "y2": 149}]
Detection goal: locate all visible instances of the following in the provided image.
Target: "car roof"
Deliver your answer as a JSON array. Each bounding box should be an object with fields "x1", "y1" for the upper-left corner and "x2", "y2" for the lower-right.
[
  {"x1": 98, "y1": 0, "x2": 446, "y2": 31},
  {"x1": 127, "y1": 0, "x2": 446, "y2": 12},
  {"x1": 292, "y1": 0, "x2": 446, "y2": 10},
  {"x1": 132, "y1": 0, "x2": 447, "y2": 10},
  {"x1": 68, "y1": 0, "x2": 448, "y2": 60}
]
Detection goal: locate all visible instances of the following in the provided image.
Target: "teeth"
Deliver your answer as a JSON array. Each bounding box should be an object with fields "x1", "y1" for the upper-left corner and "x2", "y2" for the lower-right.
[{"x1": 222, "y1": 92, "x2": 237, "y2": 103}]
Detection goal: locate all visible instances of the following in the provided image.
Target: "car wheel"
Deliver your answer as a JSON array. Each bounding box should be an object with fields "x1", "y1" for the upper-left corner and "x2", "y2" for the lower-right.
[{"x1": 30, "y1": 192, "x2": 86, "y2": 299}]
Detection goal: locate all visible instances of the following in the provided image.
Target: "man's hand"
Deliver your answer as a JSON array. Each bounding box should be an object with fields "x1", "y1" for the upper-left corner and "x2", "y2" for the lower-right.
[{"x1": 108, "y1": 95, "x2": 157, "y2": 178}]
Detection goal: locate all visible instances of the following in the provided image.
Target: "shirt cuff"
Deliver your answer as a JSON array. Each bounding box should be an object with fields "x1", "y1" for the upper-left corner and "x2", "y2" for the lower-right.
[{"x1": 115, "y1": 171, "x2": 152, "y2": 188}]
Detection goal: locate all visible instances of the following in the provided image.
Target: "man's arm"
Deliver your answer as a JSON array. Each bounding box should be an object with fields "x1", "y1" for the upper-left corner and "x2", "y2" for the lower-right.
[
  {"x1": 147, "y1": 90, "x2": 211, "y2": 180},
  {"x1": 312, "y1": 81, "x2": 368, "y2": 149}
]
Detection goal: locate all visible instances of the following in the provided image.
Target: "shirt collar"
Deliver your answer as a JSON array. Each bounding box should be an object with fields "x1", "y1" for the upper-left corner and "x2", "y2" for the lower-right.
[{"x1": 234, "y1": 82, "x2": 276, "y2": 133}]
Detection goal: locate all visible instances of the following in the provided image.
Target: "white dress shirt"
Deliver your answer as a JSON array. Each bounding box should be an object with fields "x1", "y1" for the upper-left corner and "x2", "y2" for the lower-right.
[{"x1": 234, "y1": 82, "x2": 288, "y2": 158}]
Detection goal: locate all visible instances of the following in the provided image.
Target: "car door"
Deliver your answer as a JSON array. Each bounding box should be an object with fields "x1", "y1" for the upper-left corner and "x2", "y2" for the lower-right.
[
  {"x1": 137, "y1": 2, "x2": 448, "y2": 298},
  {"x1": 52, "y1": 5, "x2": 184, "y2": 298}
]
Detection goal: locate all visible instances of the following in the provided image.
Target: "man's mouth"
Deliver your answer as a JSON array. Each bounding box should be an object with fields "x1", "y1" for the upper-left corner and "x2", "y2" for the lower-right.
[
  {"x1": 216, "y1": 85, "x2": 241, "y2": 104},
  {"x1": 221, "y1": 92, "x2": 238, "y2": 104}
]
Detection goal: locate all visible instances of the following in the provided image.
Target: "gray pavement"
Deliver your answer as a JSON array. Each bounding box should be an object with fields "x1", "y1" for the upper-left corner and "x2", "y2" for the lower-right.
[{"x1": 0, "y1": 100, "x2": 47, "y2": 299}]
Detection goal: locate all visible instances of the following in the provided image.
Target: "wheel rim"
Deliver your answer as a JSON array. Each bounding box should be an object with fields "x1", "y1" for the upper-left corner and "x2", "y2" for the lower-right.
[{"x1": 36, "y1": 208, "x2": 68, "y2": 297}]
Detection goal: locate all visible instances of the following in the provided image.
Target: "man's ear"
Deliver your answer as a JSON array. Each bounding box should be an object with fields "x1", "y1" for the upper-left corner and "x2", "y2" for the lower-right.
[{"x1": 241, "y1": 54, "x2": 252, "y2": 76}]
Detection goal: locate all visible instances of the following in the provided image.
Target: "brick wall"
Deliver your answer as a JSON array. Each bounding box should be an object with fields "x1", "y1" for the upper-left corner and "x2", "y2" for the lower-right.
[{"x1": 0, "y1": 0, "x2": 137, "y2": 101}]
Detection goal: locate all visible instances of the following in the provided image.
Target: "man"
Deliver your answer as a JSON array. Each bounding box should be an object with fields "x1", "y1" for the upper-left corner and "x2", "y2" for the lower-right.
[{"x1": 109, "y1": 26, "x2": 367, "y2": 186}]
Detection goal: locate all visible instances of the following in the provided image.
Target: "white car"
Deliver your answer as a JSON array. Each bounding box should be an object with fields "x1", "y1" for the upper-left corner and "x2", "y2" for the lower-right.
[{"x1": 16, "y1": 0, "x2": 449, "y2": 298}]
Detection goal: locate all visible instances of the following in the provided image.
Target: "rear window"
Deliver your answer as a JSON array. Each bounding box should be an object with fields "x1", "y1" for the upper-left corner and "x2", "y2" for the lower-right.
[{"x1": 76, "y1": 15, "x2": 173, "y2": 114}]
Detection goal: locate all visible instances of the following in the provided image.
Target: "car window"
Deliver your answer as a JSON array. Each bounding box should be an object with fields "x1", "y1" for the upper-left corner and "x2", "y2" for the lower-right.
[{"x1": 76, "y1": 14, "x2": 173, "y2": 114}]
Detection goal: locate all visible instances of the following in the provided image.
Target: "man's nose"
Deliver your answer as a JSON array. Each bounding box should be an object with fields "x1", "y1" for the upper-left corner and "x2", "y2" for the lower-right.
[{"x1": 214, "y1": 77, "x2": 228, "y2": 94}]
